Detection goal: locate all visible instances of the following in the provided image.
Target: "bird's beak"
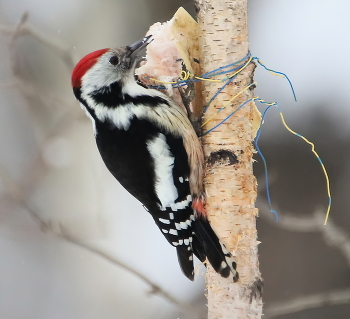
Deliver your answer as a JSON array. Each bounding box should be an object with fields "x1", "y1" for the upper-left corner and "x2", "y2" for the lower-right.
[{"x1": 127, "y1": 35, "x2": 153, "y2": 57}]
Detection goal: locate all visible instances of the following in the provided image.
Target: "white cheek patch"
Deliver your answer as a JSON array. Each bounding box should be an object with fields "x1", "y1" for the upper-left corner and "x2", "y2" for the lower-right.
[{"x1": 147, "y1": 133, "x2": 178, "y2": 211}]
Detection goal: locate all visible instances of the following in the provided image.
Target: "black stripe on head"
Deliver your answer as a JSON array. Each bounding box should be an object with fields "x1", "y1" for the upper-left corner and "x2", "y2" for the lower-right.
[
  {"x1": 125, "y1": 94, "x2": 170, "y2": 107},
  {"x1": 90, "y1": 81, "x2": 170, "y2": 108},
  {"x1": 90, "y1": 81, "x2": 124, "y2": 107}
]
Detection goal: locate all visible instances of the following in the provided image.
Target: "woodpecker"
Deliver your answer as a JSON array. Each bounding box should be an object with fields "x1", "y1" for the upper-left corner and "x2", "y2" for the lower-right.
[{"x1": 71, "y1": 35, "x2": 238, "y2": 281}]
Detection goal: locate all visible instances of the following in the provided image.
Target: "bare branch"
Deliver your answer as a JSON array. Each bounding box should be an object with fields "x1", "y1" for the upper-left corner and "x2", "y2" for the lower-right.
[
  {"x1": 264, "y1": 288, "x2": 350, "y2": 318},
  {"x1": 259, "y1": 200, "x2": 350, "y2": 268},
  {"x1": 258, "y1": 199, "x2": 321, "y2": 232},
  {"x1": 0, "y1": 164, "x2": 201, "y2": 317}
]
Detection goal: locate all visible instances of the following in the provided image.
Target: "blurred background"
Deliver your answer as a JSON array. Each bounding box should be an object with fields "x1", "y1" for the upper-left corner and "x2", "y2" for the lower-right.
[{"x1": 0, "y1": 0, "x2": 349, "y2": 318}]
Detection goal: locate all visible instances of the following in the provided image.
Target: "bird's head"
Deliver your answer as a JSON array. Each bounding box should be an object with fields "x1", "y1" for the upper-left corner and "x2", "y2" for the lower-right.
[{"x1": 71, "y1": 35, "x2": 152, "y2": 94}]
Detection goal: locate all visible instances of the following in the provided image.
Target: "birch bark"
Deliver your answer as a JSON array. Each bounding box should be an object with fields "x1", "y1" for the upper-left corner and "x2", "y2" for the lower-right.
[{"x1": 194, "y1": 1, "x2": 263, "y2": 318}]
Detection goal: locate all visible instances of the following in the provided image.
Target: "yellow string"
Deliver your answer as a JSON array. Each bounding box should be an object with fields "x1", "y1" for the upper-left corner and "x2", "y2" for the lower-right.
[
  {"x1": 201, "y1": 82, "x2": 256, "y2": 127},
  {"x1": 146, "y1": 77, "x2": 178, "y2": 84},
  {"x1": 181, "y1": 70, "x2": 191, "y2": 80},
  {"x1": 194, "y1": 76, "x2": 223, "y2": 82},
  {"x1": 278, "y1": 111, "x2": 332, "y2": 225},
  {"x1": 253, "y1": 97, "x2": 331, "y2": 225},
  {"x1": 253, "y1": 97, "x2": 277, "y2": 106},
  {"x1": 227, "y1": 56, "x2": 253, "y2": 79},
  {"x1": 146, "y1": 70, "x2": 192, "y2": 84}
]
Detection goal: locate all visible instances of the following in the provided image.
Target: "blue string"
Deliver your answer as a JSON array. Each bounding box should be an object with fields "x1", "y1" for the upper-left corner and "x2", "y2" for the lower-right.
[
  {"x1": 202, "y1": 53, "x2": 253, "y2": 114},
  {"x1": 201, "y1": 51, "x2": 252, "y2": 78},
  {"x1": 254, "y1": 104, "x2": 279, "y2": 222},
  {"x1": 201, "y1": 96, "x2": 280, "y2": 222},
  {"x1": 202, "y1": 76, "x2": 236, "y2": 114},
  {"x1": 253, "y1": 58, "x2": 297, "y2": 102},
  {"x1": 201, "y1": 99, "x2": 252, "y2": 136}
]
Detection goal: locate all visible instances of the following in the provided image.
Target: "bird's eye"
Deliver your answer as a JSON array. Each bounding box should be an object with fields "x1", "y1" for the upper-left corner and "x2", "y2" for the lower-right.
[{"x1": 109, "y1": 56, "x2": 119, "y2": 65}]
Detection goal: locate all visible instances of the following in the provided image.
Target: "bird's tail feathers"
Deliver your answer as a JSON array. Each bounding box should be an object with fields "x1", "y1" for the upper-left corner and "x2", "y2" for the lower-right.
[
  {"x1": 176, "y1": 246, "x2": 194, "y2": 281},
  {"x1": 193, "y1": 217, "x2": 239, "y2": 282}
]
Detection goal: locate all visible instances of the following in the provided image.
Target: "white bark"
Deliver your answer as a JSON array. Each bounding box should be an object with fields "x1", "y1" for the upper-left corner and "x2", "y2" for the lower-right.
[{"x1": 195, "y1": 0, "x2": 263, "y2": 318}]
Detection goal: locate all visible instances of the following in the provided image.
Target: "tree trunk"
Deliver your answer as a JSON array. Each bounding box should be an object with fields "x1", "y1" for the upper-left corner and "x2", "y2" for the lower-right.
[{"x1": 194, "y1": 0, "x2": 263, "y2": 318}]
